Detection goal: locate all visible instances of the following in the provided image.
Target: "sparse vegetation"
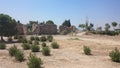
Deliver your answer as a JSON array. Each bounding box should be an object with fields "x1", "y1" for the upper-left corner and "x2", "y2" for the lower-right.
[
  {"x1": 83, "y1": 46, "x2": 91, "y2": 55},
  {"x1": 34, "y1": 40, "x2": 39, "y2": 45},
  {"x1": 109, "y1": 48, "x2": 120, "y2": 62},
  {"x1": 30, "y1": 36, "x2": 35, "y2": 41},
  {"x1": 42, "y1": 42, "x2": 46, "y2": 47},
  {"x1": 42, "y1": 47, "x2": 50, "y2": 56},
  {"x1": 51, "y1": 42, "x2": 59, "y2": 49},
  {"x1": 27, "y1": 54, "x2": 42, "y2": 68},
  {"x1": 15, "y1": 50, "x2": 24, "y2": 62},
  {"x1": 28, "y1": 40, "x2": 32, "y2": 44},
  {"x1": 40, "y1": 36, "x2": 46, "y2": 42},
  {"x1": 14, "y1": 35, "x2": 18, "y2": 39},
  {"x1": 0, "y1": 43, "x2": 6, "y2": 49},
  {"x1": 31, "y1": 45, "x2": 40, "y2": 52},
  {"x1": 35, "y1": 36, "x2": 40, "y2": 41},
  {"x1": 47, "y1": 35, "x2": 53, "y2": 42},
  {"x1": 8, "y1": 45, "x2": 18, "y2": 56},
  {"x1": 8, "y1": 37, "x2": 12, "y2": 42},
  {"x1": 22, "y1": 43, "x2": 30, "y2": 50}
]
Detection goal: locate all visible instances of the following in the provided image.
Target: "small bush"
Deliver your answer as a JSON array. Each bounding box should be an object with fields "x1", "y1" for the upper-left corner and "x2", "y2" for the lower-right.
[
  {"x1": 27, "y1": 54, "x2": 42, "y2": 68},
  {"x1": 28, "y1": 40, "x2": 32, "y2": 44},
  {"x1": 22, "y1": 43, "x2": 30, "y2": 50},
  {"x1": 8, "y1": 45, "x2": 18, "y2": 56},
  {"x1": 47, "y1": 35, "x2": 53, "y2": 42},
  {"x1": 14, "y1": 35, "x2": 18, "y2": 39},
  {"x1": 42, "y1": 42, "x2": 46, "y2": 47},
  {"x1": 40, "y1": 36, "x2": 46, "y2": 42},
  {"x1": 34, "y1": 40, "x2": 39, "y2": 45},
  {"x1": 8, "y1": 37, "x2": 12, "y2": 42},
  {"x1": 51, "y1": 42, "x2": 59, "y2": 49},
  {"x1": 30, "y1": 36, "x2": 35, "y2": 41},
  {"x1": 42, "y1": 47, "x2": 50, "y2": 56},
  {"x1": 83, "y1": 46, "x2": 91, "y2": 55},
  {"x1": 109, "y1": 48, "x2": 120, "y2": 62},
  {"x1": 18, "y1": 35, "x2": 24, "y2": 39},
  {"x1": 15, "y1": 50, "x2": 24, "y2": 62},
  {"x1": 31, "y1": 45, "x2": 40, "y2": 52},
  {"x1": 35, "y1": 36, "x2": 40, "y2": 41},
  {"x1": 0, "y1": 43, "x2": 6, "y2": 49},
  {"x1": 18, "y1": 37, "x2": 27, "y2": 43}
]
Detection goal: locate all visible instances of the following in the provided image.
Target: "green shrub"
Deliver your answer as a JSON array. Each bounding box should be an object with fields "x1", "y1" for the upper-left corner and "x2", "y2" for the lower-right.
[
  {"x1": 14, "y1": 35, "x2": 18, "y2": 39},
  {"x1": 42, "y1": 42, "x2": 46, "y2": 47},
  {"x1": 8, "y1": 45, "x2": 18, "y2": 56},
  {"x1": 28, "y1": 40, "x2": 32, "y2": 44},
  {"x1": 51, "y1": 42, "x2": 59, "y2": 49},
  {"x1": 22, "y1": 43, "x2": 30, "y2": 50},
  {"x1": 40, "y1": 36, "x2": 46, "y2": 42},
  {"x1": 15, "y1": 50, "x2": 24, "y2": 62},
  {"x1": 8, "y1": 37, "x2": 12, "y2": 42},
  {"x1": 109, "y1": 48, "x2": 120, "y2": 62},
  {"x1": 34, "y1": 40, "x2": 39, "y2": 45},
  {"x1": 42, "y1": 47, "x2": 50, "y2": 56},
  {"x1": 35, "y1": 36, "x2": 40, "y2": 41},
  {"x1": 83, "y1": 46, "x2": 91, "y2": 55},
  {"x1": 18, "y1": 35, "x2": 24, "y2": 39},
  {"x1": 0, "y1": 43, "x2": 6, "y2": 49},
  {"x1": 27, "y1": 54, "x2": 42, "y2": 68},
  {"x1": 47, "y1": 35, "x2": 53, "y2": 42},
  {"x1": 30, "y1": 36, "x2": 35, "y2": 41},
  {"x1": 18, "y1": 37, "x2": 27, "y2": 43},
  {"x1": 31, "y1": 45, "x2": 40, "y2": 52}
]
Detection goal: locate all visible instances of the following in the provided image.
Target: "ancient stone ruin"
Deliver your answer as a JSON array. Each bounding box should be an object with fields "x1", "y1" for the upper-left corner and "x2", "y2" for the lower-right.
[{"x1": 32, "y1": 23, "x2": 57, "y2": 35}]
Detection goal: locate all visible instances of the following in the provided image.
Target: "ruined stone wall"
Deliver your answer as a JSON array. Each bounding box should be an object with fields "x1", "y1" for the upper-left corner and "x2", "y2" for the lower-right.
[
  {"x1": 32, "y1": 24, "x2": 57, "y2": 34},
  {"x1": 39, "y1": 24, "x2": 57, "y2": 34},
  {"x1": 16, "y1": 23, "x2": 24, "y2": 35}
]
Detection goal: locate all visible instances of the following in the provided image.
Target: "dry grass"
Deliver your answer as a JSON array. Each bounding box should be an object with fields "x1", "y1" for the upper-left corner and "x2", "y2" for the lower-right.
[{"x1": 0, "y1": 34, "x2": 120, "y2": 68}]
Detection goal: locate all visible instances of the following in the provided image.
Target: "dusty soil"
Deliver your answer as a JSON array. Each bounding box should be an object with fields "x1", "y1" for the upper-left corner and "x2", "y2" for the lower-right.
[{"x1": 0, "y1": 34, "x2": 120, "y2": 68}]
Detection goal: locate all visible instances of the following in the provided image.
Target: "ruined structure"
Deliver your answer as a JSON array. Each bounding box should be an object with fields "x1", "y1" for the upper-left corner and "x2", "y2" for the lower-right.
[
  {"x1": 16, "y1": 22, "x2": 28, "y2": 35},
  {"x1": 32, "y1": 24, "x2": 57, "y2": 34}
]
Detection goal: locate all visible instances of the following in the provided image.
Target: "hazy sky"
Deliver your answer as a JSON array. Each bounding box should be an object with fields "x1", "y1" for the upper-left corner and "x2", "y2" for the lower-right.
[{"x1": 0, "y1": 0, "x2": 120, "y2": 28}]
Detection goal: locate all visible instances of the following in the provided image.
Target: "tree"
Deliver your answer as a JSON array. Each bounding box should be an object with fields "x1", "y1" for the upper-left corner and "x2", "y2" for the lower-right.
[
  {"x1": 105, "y1": 23, "x2": 110, "y2": 32},
  {"x1": 112, "y1": 22, "x2": 117, "y2": 30},
  {"x1": 62, "y1": 19, "x2": 71, "y2": 27},
  {"x1": 46, "y1": 20, "x2": 54, "y2": 25},
  {"x1": 26, "y1": 21, "x2": 38, "y2": 32},
  {"x1": 96, "y1": 27, "x2": 102, "y2": 32},
  {"x1": 0, "y1": 14, "x2": 17, "y2": 41},
  {"x1": 79, "y1": 24, "x2": 86, "y2": 30}
]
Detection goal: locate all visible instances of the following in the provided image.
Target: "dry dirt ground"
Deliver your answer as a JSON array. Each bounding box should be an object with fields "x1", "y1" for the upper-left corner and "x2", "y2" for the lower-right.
[{"x1": 0, "y1": 34, "x2": 120, "y2": 68}]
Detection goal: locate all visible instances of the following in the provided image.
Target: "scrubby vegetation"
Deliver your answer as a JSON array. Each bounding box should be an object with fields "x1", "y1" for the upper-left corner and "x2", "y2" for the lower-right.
[
  {"x1": 15, "y1": 50, "x2": 25, "y2": 62},
  {"x1": 34, "y1": 40, "x2": 39, "y2": 45},
  {"x1": 109, "y1": 48, "x2": 120, "y2": 62},
  {"x1": 8, "y1": 45, "x2": 18, "y2": 56},
  {"x1": 31, "y1": 45, "x2": 40, "y2": 52},
  {"x1": 0, "y1": 43, "x2": 6, "y2": 49},
  {"x1": 28, "y1": 40, "x2": 32, "y2": 44},
  {"x1": 51, "y1": 42, "x2": 59, "y2": 49},
  {"x1": 47, "y1": 35, "x2": 53, "y2": 42},
  {"x1": 83, "y1": 46, "x2": 91, "y2": 55},
  {"x1": 30, "y1": 36, "x2": 35, "y2": 41},
  {"x1": 27, "y1": 54, "x2": 42, "y2": 68},
  {"x1": 40, "y1": 36, "x2": 46, "y2": 42},
  {"x1": 35, "y1": 36, "x2": 40, "y2": 41},
  {"x1": 42, "y1": 42, "x2": 46, "y2": 47},
  {"x1": 42, "y1": 47, "x2": 50, "y2": 56},
  {"x1": 14, "y1": 35, "x2": 18, "y2": 39},
  {"x1": 8, "y1": 37, "x2": 12, "y2": 42},
  {"x1": 22, "y1": 43, "x2": 30, "y2": 50}
]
